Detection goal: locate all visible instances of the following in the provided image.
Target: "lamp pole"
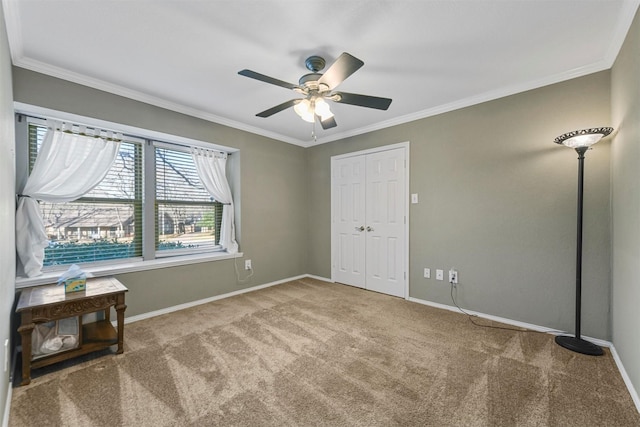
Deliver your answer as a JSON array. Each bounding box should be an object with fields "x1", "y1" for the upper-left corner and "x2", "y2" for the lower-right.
[
  {"x1": 572, "y1": 147, "x2": 588, "y2": 341},
  {"x1": 553, "y1": 128, "x2": 612, "y2": 356}
]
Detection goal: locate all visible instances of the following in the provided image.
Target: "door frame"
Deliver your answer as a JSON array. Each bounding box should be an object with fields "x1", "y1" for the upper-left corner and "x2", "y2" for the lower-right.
[{"x1": 330, "y1": 141, "x2": 410, "y2": 299}]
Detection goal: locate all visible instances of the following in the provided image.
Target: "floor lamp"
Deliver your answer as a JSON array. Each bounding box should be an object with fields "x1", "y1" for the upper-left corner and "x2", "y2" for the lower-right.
[{"x1": 554, "y1": 127, "x2": 613, "y2": 356}]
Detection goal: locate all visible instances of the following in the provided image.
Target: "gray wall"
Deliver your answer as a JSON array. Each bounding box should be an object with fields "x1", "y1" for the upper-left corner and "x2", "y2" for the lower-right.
[
  {"x1": 12, "y1": 68, "x2": 309, "y2": 317},
  {"x1": 0, "y1": 2, "x2": 15, "y2": 422},
  {"x1": 611, "y1": 6, "x2": 640, "y2": 403},
  {"x1": 9, "y1": 22, "x2": 632, "y2": 380},
  {"x1": 307, "y1": 72, "x2": 612, "y2": 339},
  {"x1": 10, "y1": 61, "x2": 615, "y2": 341}
]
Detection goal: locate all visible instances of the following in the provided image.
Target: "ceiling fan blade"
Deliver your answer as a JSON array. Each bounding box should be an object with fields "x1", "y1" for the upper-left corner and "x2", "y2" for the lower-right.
[
  {"x1": 333, "y1": 92, "x2": 392, "y2": 110},
  {"x1": 318, "y1": 52, "x2": 364, "y2": 90},
  {"x1": 319, "y1": 115, "x2": 337, "y2": 130},
  {"x1": 256, "y1": 99, "x2": 299, "y2": 118},
  {"x1": 238, "y1": 69, "x2": 299, "y2": 90}
]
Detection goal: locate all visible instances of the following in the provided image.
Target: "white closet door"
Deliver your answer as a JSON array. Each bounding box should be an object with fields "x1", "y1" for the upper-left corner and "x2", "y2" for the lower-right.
[
  {"x1": 332, "y1": 146, "x2": 406, "y2": 298},
  {"x1": 365, "y1": 148, "x2": 406, "y2": 297},
  {"x1": 332, "y1": 155, "x2": 367, "y2": 288}
]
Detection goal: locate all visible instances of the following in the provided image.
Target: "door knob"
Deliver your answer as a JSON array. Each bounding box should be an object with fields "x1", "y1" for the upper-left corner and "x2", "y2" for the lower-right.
[
  {"x1": 355, "y1": 226, "x2": 365, "y2": 232},
  {"x1": 366, "y1": 226, "x2": 374, "y2": 232}
]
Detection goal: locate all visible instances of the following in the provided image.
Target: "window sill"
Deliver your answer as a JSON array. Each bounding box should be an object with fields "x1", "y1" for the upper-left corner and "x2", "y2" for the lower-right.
[{"x1": 15, "y1": 251, "x2": 243, "y2": 289}]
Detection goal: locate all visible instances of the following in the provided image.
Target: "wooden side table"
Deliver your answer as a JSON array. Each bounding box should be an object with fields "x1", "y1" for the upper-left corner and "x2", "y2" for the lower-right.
[{"x1": 16, "y1": 276, "x2": 128, "y2": 385}]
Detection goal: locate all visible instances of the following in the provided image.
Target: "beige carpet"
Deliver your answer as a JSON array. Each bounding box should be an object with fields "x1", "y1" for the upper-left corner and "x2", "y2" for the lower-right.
[{"x1": 9, "y1": 278, "x2": 640, "y2": 426}]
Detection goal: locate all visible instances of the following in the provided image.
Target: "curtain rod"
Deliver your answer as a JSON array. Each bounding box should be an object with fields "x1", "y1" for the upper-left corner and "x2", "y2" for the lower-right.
[
  {"x1": 23, "y1": 114, "x2": 143, "y2": 144},
  {"x1": 47, "y1": 120, "x2": 124, "y2": 142},
  {"x1": 21, "y1": 113, "x2": 232, "y2": 156},
  {"x1": 153, "y1": 140, "x2": 227, "y2": 158},
  {"x1": 23, "y1": 113, "x2": 123, "y2": 137}
]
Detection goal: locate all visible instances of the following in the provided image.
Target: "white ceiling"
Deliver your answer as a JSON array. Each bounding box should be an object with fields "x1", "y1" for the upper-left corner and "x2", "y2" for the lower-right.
[{"x1": 3, "y1": 0, "x2": 639, "y2": 147}]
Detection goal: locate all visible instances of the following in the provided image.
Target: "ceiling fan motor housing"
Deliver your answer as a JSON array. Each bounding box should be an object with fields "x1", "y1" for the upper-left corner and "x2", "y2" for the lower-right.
[
  {"x1": 299, "y1": 73, "x2": 327, "y2": 92},
  {"x1": 305, "y1": 55, "x2": 326, "y2": 72}
]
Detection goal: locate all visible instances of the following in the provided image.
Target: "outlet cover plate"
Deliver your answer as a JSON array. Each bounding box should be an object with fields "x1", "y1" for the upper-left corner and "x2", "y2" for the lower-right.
[
  {"x1": 449, "y1": 269, "x2": 458, "y2": 284},
  {"x1": 3, "y1": 339, "x2": 8, "y2": 372}
]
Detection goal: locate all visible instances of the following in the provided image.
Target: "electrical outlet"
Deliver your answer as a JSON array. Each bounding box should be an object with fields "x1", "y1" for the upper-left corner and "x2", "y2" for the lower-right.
[
  {"x1": 423, "y1": 268, "x2": 430, "y2": 278},
  {"x1": 449, "y1": 269, "x2": 458, "y2": 285},
  {"x1": 436, "y1": 269, "x2": 443, "y2": 280},
  {"x1": 245, "y1": 259, "x2": 252, "y2": 270},
  {"x1": 3, "y1": 339, "x2": 8, "y2": 372}
]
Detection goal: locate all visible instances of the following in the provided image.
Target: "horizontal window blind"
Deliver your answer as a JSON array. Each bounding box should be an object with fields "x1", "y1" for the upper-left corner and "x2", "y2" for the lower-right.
[
  {"x1": 155, "y1": 144, "x2": 222, "y2": 254},
  {"x1": 29, "y1": 123, "x2": 143, "y2": 266}
]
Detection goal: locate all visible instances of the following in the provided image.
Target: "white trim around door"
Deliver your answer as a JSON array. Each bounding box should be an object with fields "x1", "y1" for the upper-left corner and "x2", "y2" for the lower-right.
[{"x1": 330, "y1": 142, "x2": 410, "y2": 299}]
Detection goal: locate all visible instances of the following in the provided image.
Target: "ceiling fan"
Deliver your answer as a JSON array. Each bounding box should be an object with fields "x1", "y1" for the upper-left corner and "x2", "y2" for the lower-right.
[{"x1": 238, "y1": 52, "x2": 392, "y2": 130}]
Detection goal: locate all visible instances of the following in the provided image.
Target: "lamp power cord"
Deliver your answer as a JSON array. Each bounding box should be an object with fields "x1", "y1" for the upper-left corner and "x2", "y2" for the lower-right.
[
  {"x1": 234, "y1": 256, "x2": 254, "y2": 283},
  {"x1": 448, "y1": 279, "x2": 547, "y2": 334}
]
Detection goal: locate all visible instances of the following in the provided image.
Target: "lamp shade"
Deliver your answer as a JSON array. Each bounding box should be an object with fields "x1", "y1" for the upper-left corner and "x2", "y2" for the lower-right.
[
  {"x1": 554, "y1": 127, "x2": 613, "y2": 149},
  {"x1": 294, "y1": 99, "x2": 315, "y2": 123},
  {"x1": 314, "y1": 98, "x2": 334, "y2": 120}
]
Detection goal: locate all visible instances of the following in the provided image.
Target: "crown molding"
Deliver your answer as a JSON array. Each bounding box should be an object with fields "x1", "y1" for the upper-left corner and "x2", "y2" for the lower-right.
[
  {"x1": 5, "y1": 0, "x2": 638, "y2": 148},
  {"x1": 314, "y1": 59, "x2": 613, "y2": 145},
  {"x1": 11, "y1": 56, "x2": 309, "y2": 147},
  {"x1": 288, "y1": 1, "x2": 640, "y2": 146},
  {"x1": 2, "y1": 0, "x2": 23, "y2": 63},
  {"x1": 5, "y1": 52, "x2": 616, "y2": 150},
  {"x1": 604, "y1": 0, "x2": 640, "y2": 65}
]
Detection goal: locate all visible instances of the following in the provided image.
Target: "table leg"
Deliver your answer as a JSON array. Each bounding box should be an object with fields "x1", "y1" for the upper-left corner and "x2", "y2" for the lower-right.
[
  {"x1": 18, "y1": 322, "x2": 35, "y2": 386},
  {"x1": 115, "y1": 294, "x2": 127, "y2": 354}
]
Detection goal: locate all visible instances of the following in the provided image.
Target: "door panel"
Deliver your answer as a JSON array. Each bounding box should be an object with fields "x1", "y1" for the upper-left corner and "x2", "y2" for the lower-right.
[
  {"x1": 365, "y1": 148, "x2": 406, "y2": 298},
  {"x1": 333, "y1": 155, "x2": 366, "y2": 288},
  {"x1": 332, "y1": 146, "x2": 406, "y2": 298}
]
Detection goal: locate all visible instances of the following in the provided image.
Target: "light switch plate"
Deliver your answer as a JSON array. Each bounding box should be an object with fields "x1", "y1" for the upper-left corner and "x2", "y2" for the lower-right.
[
  {"x1": 411, "y1": 193, "x2": 419, "y2": 204},
  {"x1": 424, "y1": 268, "x2": 430, "y2": 278},
  {"x1": 436, "y1": 269, "x2": 444, "y2": 280}
]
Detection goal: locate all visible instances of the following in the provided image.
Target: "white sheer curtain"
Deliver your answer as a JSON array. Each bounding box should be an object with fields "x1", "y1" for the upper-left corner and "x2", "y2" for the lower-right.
[
  {"x1": 191, "y1": 147, "x2": 238, "y2": 254},
  {"x1": 16, "y1": 122, "x2": 121, "y2": 277}
]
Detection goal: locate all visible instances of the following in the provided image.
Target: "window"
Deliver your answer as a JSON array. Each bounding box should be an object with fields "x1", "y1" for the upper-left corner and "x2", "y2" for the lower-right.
[
  {"x1": 23, "y1": 117, "x2": 226, "y2": 272},
  {"x1": 154, "y1": 143, "x2": 223, "y2": 256}
]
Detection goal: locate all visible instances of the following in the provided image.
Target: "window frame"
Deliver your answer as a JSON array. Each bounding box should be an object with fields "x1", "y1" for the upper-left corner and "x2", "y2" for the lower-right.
[
  {"x1": 15, "y1": 105, "x2": 240, "y2": 288},
  {"x1": 153, "y1": 141, "x2": 224, "y2": 258},
  {"x1": 27, "y1": 120, "x2": 145, "y2": 266}
]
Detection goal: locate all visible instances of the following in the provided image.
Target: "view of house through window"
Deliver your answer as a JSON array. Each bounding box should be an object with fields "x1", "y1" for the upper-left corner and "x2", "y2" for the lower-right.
[
  {"x1": 25, "y1": 118, "x2": 225, "y2": 270},
  {"x1": 155, "y1": 144, "x2": 223, "y2": 255}
]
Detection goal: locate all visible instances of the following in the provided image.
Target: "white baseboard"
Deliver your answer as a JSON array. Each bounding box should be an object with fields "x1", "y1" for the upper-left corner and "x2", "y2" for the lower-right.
[
  {"x1": 407, "y1": 296, "x2": 607, "y2": 341},
  {"x1": 109, "y1": 277, "x2": 640, "y2": 417},
  {"x1": 2, "y1": 381, "x2": 12, "y2": 427},
  {"x1": 123, "y1": 277, "x2": 619, "y2": 354},
  {"x1": 8, "y1": 274, "x2": 318, "y2": 424},
  {"x1": 609, "y1": 344, "x2": 640, "y2": 413},
  {"x1": 124, "y1": 274, "x2": 310, "y2": 324},
  {"x1": 408, "y1": 296, "x2": 640, "y2": 414},
  {"x1": 7, "y1": 276, "x2": 636, "y2": 423},
  {"x1": 304, "y1": 274, "x2": 332, "y2": 282}
]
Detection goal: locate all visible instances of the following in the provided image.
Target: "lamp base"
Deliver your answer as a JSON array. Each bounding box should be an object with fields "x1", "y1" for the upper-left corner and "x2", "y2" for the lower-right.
[{"x1": 555, "y1": 335, "x2": 604, "y2": 356}]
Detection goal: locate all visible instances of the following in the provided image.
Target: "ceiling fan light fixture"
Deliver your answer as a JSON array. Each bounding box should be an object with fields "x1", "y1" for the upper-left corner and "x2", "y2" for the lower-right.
[
  {"x1": 315, "y1": 98, "x2": 334, "y2": 120},
  {"x1": 294, "y1": 99, "x2": 315, "y2": 123}
]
